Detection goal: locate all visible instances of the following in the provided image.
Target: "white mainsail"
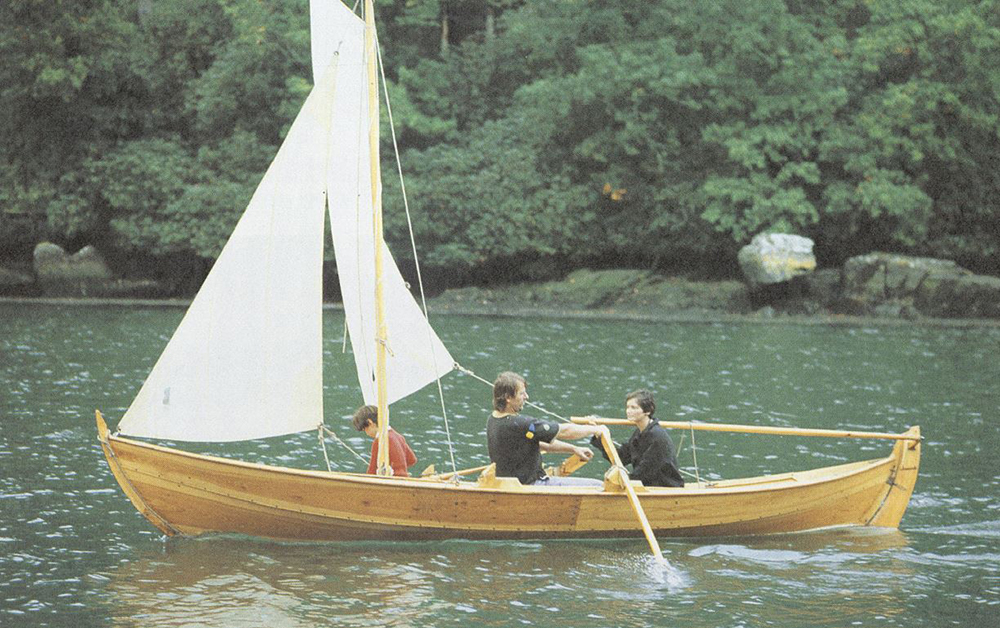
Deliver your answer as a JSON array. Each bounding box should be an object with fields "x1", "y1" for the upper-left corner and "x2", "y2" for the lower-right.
[
  {"x1": 316, "y1": 0, "x2": 454, "y2": 406},
  {"x1": 118, "y1": 0, "x2": 452, "y2": 441}
]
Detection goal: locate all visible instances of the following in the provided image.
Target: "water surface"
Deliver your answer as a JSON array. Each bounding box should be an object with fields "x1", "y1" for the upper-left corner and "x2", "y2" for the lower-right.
[{"x1": 1, "y1": 304, "x2": 998, "y2": 626}]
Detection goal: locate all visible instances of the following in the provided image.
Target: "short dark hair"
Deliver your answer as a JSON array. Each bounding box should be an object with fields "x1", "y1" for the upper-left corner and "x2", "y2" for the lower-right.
[
  {"x1": 626, "y1": 389, "x2": 655, "y2": 416},
  {"x1": 352, "y1": 405, "x2": 378, "y2": 431},
  {"x1": 493, "y1": 371, "x2": 525, "y2": 412}
]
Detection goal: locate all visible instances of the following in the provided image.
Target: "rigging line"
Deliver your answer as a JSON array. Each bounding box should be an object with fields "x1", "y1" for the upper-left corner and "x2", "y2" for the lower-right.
[
  {"x1": 690, "y1": 423, "x2": 701, "y2": 484},
  {"x1": 319, "y1": 425, "x2": 333, "y2": 472},
  {"x1": 323, "y1": 425, "x2": 370, "y2": 465},
  {"x1": 375, "y1": 32, "x2": 459, "y2": 480},
  {"x1": 673, "y1": 432, "x2": 699, "y2": 479},
  {"x1": 454, "y1": 363, "x2": 568, "y2": 422}
]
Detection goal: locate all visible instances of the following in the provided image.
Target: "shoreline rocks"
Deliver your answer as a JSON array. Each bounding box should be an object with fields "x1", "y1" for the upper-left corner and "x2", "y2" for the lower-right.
[
  {"x1": 839, "y1": 253, "x2": 1000, "y2": 319},
  {"x1": 3, "y1": 245, "x2": 998, "y2": 321},
  {"x1": 14, "y1": 242, "x2": 167, "y2": 299},
  {"x1": 431, "y1": 255, "x2": 1000, "y2": 322},
  {"x1": 738, "y1": 233, "x2": 817, "y2": 286}
]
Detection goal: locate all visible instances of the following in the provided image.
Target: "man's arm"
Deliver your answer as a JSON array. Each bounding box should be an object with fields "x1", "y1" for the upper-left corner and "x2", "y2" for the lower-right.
[
  {"x1": 556, "y1": 422, "x2": 603, "y2": 441},
  {"x1": 541, "y1": 438, "x2": 594, "y2": 461}
]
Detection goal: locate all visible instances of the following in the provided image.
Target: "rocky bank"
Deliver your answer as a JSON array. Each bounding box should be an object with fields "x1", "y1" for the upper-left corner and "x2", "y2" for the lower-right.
[
  {"x1": 428, "y1": 254, "x2": 1000, "y2": 323},
  {"x1": 3, "y1": 244, "x2": 999, "y2": 323}
]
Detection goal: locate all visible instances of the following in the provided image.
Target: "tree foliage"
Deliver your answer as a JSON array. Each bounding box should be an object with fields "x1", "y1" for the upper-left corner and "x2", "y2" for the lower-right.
[{"x1": 3, "y1": 0, "x2": 999, "y2": 284}]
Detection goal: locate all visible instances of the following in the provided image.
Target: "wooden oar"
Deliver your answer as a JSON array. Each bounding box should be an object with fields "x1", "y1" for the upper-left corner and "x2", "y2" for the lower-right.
[
  {"x1": 596, "y1": 426, "x2": 665, "y2": 565},
  {"x1": 423, "y1": 464, "x2": 491, "y2": 481},
  {"x1": 572, "y1": 417, "x2": 922, "y2": 441},
  {"x1": 426, "y1": 453, "x2": 587, "y2": 482}
]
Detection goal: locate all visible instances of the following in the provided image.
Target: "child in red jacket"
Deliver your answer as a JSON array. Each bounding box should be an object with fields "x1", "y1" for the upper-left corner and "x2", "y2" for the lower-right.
[{"x1": 352, "y1": 405, "x2": 417, "y2": 477}]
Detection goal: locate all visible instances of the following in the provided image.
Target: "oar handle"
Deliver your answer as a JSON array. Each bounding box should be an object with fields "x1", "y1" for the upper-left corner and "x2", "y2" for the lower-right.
[{"x1": 572, "y1": 417, "x2": 922, "y2": 441}]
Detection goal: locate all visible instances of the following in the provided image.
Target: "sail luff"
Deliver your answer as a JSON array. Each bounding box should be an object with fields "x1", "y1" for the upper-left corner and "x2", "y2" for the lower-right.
[{"x1": 365, "y1": 0, "x2": 392, "y2": 477}]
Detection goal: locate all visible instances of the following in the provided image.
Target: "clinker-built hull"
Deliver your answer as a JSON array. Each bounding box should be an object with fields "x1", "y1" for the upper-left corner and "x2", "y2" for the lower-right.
[{"x1": 97, "y1": 414, "x2": 920, "y2": 541}]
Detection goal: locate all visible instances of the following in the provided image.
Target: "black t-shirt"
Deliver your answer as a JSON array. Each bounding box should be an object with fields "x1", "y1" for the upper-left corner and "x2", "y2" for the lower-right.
[{"x1": 486, "y1": 413, "x2": 560, "y2": 485}]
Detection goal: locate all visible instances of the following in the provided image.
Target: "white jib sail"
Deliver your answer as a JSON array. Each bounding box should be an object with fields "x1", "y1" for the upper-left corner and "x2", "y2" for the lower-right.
[
  {"x1": 117, "y1": 57, "x2": 345, "y2": 442},
  {"x1": 315, "y1": 1, "x2": 454, "y2": 405}
]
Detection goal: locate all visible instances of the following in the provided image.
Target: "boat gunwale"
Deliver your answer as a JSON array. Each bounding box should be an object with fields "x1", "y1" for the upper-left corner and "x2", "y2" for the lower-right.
[{"x1": 106, "y1": 430, "x2": 902, "y2": 498}]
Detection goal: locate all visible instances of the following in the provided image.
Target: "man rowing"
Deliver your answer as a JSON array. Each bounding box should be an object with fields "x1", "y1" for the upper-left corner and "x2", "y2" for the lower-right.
[{"x1": 487, "y1": 371, "x2": 603, "y2": 486}]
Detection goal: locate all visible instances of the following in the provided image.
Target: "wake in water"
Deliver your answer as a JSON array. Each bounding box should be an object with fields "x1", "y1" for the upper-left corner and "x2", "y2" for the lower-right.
[{"x1": 917, "y1": 519, "x2": 1000, "y2": 538}]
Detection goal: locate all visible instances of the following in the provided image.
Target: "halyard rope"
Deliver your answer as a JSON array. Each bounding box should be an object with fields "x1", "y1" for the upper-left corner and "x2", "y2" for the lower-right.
[{"x1": 689, "y1": 424, "x2": 701, "y2": 484}]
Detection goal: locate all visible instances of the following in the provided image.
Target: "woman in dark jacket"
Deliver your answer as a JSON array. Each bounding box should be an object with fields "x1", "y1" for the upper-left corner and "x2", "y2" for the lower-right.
[{"x1": 592, "y1": 389, "x2": 684, "y2": 487}]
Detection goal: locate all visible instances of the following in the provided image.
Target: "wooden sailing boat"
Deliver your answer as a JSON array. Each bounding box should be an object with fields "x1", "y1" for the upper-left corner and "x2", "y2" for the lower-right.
[{"x1": 96, "y1": 0, "x2": 921, "y2": 547}]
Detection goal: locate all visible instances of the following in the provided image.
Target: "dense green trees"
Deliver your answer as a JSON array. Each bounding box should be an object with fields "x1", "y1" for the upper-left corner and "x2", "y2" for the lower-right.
[{"x1": 2, "y1": 0, "x2": 999, "y2": 289}]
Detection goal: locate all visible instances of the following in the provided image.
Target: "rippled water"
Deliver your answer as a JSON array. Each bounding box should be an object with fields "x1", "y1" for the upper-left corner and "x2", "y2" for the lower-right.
[{"x1": 1, "y1": 303, "x2": 999, "y2": 626}]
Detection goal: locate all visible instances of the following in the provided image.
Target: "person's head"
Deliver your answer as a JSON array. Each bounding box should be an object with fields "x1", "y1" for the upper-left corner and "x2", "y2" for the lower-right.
[
  {"x1": 625, "y1": 389, "x2": 655, "y2": 422},
  {"x1": 352, "y1": 405, "x2": 379, "y2": 438},
  {"x1": 493, "y1": 371, "x2": 527, "y2": 413}
]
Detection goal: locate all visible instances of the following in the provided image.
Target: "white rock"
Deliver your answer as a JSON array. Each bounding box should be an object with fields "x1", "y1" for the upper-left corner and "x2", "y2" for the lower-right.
[{"x1": 738, "y1": 233, "x2": 816, "y2": 286}]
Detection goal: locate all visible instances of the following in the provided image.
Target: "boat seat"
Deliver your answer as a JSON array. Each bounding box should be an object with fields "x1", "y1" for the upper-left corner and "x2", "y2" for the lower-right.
[{"x1": 476, "y1": 463, "x2": 524, "y2": 489}]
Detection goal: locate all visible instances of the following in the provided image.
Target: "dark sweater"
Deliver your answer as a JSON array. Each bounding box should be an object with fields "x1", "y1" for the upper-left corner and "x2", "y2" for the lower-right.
[{"x1": 591, "y1": 418, "x2": 684, "y2": 487}]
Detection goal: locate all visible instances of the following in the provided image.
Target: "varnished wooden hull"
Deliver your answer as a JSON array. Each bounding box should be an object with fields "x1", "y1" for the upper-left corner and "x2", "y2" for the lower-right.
[{"x1": 96, "y1": 414, "x2": 920, "y2": 542}]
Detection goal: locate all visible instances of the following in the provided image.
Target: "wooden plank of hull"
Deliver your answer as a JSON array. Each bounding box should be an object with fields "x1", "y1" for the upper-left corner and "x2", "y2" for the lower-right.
[{"x1": 97, "y1": 420, "x2": 920, "y2": 542}]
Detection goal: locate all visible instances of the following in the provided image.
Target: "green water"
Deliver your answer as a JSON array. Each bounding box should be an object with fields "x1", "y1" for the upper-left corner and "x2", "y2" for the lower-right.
[{"x1": 1, "y1": 303, "x2": 998, "y2": 627}]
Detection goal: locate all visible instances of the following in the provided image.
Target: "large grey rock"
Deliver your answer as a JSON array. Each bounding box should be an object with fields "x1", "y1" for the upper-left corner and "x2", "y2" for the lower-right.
[
  {"x1": 738, "y1": 233, "x2": 816, "y2": 286},
  {"x1": 842, "y1": 253, "x2": 966, "y2": 304},
  {"x1": 842, "y1": 252, "x2": 1000, "y2": 318},
  {"x1": 34, "y1": 242, "x2": 113, "y2": 283},
  {"x1": 32, "y1": 242, "x2": 166, "y2": 297},
  {"x1": 914, "y1": 272, "x2": 1000, "y2": 318}
]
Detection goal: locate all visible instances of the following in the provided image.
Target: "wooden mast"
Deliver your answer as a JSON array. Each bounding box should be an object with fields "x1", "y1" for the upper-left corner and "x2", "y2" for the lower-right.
[{"x1": 365, "y1": 0, "x2": 391, "y2": 476}]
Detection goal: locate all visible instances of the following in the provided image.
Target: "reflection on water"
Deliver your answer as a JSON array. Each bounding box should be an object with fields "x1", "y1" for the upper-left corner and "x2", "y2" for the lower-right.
[
  {"x1": 108, "y1": 539, "x2": 674, "y2": 627},
  {"x1": 105, "y1": 529, "x2": 921, "y2": 628},
  {"x1": 2, "y1": 304, "x2": 1000, "y2": 626}
]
